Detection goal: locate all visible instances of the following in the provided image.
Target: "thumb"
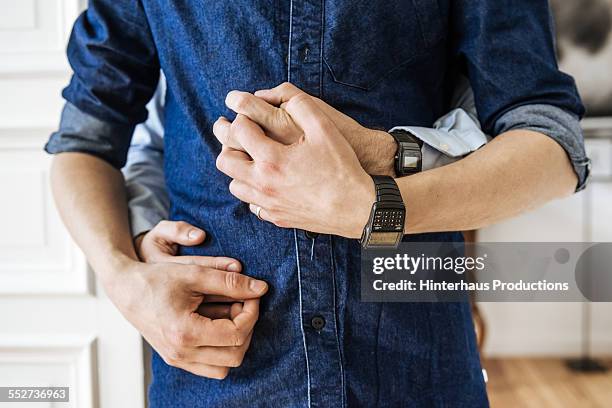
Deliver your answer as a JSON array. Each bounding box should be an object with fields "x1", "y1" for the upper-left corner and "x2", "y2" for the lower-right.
[
  {"x1": 283, "y1": 93, "x2": 338, "y2": 143},
  {"x1": 151, "y1": 220, "x2": 206, "y2": 246},
  {"x1": 254, "y1": 82, "x2": 303, "y2": 106}
]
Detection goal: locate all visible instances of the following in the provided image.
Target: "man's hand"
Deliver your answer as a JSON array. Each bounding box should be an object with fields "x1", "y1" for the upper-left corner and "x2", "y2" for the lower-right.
[
  {"x1": 122, "y1": 220, "x2": 267, "y2": 379},
  {"x1": 213, "y1": 95, "x2": 375, "y2": 238},
  {"x1": 219, "y1": 82, "x2": 396, "y2": 176}
]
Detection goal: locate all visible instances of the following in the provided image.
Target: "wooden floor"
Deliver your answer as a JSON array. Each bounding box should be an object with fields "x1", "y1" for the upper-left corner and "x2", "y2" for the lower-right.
[{"x1": 485, "y1": 358, "x2": 612, "y2": 407}]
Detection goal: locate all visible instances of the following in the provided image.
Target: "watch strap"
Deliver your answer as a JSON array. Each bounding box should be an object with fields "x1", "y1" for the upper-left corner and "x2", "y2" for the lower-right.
[
  {"x1": 389, "y1": 129, "x2": 423, "y2": 176},
  {"x1": 372, "y1": 175, "x2": 404, "y2": 205},
  {"x1": 389, "y1": 129, "x2": 423, "y2": 147}
]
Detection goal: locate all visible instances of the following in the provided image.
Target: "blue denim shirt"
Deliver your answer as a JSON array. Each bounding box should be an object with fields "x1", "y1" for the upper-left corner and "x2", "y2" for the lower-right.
[{"x1": 45, "y1": 1, "x2": 587, "y2": 407}]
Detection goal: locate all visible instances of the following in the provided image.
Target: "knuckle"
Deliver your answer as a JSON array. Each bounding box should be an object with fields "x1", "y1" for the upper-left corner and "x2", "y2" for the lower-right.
[
  {"x1": 210, "y1": 367, "x2": 230, "y2": 380},
  {"x1": 280, "y1": 82, "x2": 294, "y2": 92},
  {"x1": 166, "y1": 347, "x2": 186, "y2": 363},
  {"x1": 161, "y1": 348, "x2": 181, "y2": 367},
  {"x1": 258, "y1": 180, "x2": 276, "y2": 197},
  {"x1": 156, "y1": 220, "x2": 170, "y2": 231},
  {"x1": 228, "y1": 179, "x2": 239, "y2": 195},
  {"x1": 229, "y1": 329, "x2": 246, "y2": 347},
  {"x1": 167, "y1": 327, "x2": 192, "y2": 348},
  {"x1": 288, "y1": 93, "x2": 309, "y2": 108},
  {"x1": 215, "y1": 153, "x2": 226, "y2": 171},
  {"x1": 253, "y1": 170, "x2": 278, "y2": 196},
  {"x1": 230, "y1": 118, "x2": 245, "y2": 135},
  {"x1": 226, "y1": 352, "x2": 245, "y2": 368},
  {"x1": 174, "y1": 221, "x2": 189, "y2": 231},
  {"x1": 224, "y1": 271, "x2": 246, "y2": 291},
  {"x1": 169, "y1": 221, "x2": 183, "y2": 236},
  {"x1": 257, "y1": 160, "x2": 281, "y2": 176},
  {"x1": 233, "y1": 94, "x2": 250, "y2": 111}
]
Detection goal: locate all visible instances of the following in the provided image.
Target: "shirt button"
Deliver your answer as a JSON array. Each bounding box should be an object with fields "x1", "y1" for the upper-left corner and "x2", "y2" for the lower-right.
[
  {"x1": 304, "y1": 230, "x2": 319, "y2": 239},
  {"x1": 311, "y1": 315, "x2": 326, "y2": 331}
]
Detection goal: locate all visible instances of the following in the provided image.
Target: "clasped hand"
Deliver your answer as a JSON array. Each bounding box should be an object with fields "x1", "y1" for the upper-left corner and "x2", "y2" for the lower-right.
[{"x1": 214, "y1": 83, "x2": 381, "y2": 239}]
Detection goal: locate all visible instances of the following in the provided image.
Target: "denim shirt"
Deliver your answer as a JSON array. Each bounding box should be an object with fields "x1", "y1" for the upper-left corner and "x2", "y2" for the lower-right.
[{"x1": 45, "y1": 1, "x2": 587, "y2": 407}]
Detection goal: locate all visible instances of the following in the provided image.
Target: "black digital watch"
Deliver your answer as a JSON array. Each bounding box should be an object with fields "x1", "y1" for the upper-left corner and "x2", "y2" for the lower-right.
[
  {"x1": 360, "y1": 175, "x2": 406, "y2": 249},
  {"x1": 389, "y1": 129, "x2": 423, "y2": 176}
]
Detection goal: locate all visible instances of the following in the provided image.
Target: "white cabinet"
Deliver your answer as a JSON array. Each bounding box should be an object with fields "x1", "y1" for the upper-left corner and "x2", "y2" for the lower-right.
[{"x1": 479, "y1": 134, "x2": 612, "y2": 356}]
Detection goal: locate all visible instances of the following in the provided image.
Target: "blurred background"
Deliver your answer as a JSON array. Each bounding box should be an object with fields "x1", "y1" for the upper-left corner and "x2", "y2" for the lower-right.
[{"x1": 0, "y1": 0, "x2": 610, "y2": 407}]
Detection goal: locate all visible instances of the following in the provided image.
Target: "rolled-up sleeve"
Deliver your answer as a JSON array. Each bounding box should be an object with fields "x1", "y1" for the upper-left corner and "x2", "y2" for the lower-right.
[
  {"x1": 45, "y1": 0, "x2": 159, "y2": 169},
  {"x1": 494, "y1": 105, "x2": 591, "y2": 191},
  {"x1": 451, "y1": 0, "x2": 589, "y2": 191}
]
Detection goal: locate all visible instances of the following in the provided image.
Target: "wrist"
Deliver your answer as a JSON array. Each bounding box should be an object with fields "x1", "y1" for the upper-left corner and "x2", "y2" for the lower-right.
[
  {"x1": 358, "y1": 129, "x2": 396, "y2": 177},
  {"x1": 345, "y1": 173, "x2": 376, "y2": 239},
  {"x1": 94, "y1": 248, "x2": 141, "y2": 291}
]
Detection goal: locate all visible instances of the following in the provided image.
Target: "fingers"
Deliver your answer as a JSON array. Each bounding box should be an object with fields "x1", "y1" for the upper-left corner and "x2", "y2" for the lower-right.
[
  {"x1": 254, "y1": 82, "x2": 303, "y2": 106},
  {"x1": 226, "y1": 91, "x2": 299, "y2": 145},
  {"x1": 204, "y1": 294, "x2": 243, "y2": 303},
  {"x1": 212, "y1": 116, "x2": 244, "y2": 151},
  {"x1": 170, "y1": 255, "x2": 242, "y2": 272},
  {"x1": 213, "y1": 114, "x2": 281, "y2": 161},
  {"x1": 197, "y1": 303, "x2": 233, "y2": 319},
  {"x1": 170, "y1": 330, "x2": 254, "y2": 379},
  {"x1": 215, "y1": 147, "x2": 253, "y2": 181},
  {"x1": 186, "y1": 298, "x2": 260, "y2": 347},
  {"x1": 172, "y1": 361, "x2": 230, "y2": 380},
  {"x1": 230, "y1": 297, "x2": 260, "y2": 334},
  {"x1": 186, "y1": 267, "x2": 268, "y2": 299},
  {"x1": 151, "y1": 220, "x2": 206, "y2": 246},
  {"x1": 228, "y1": 180, "x2": 266, "y2": 209},
  {"x1": 230, "y1": 302, "x2": 243, "y2": 319},
  {"x1": 189, "y1": 332, "x2": 253, "y2": 368},
  {"x1": 283, "y1": 93, "x2": 334, "y2": 141}
]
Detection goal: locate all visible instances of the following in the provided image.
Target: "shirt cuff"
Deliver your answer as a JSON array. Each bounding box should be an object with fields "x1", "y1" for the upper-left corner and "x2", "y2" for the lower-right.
[
  {"x1": 45, "y1": 102, "x2": 134, "y2": 169},
  {"x1": 127, "y1": 202, "x2": 166, "y2": 238},
  {"x1": 390, "y1": 108, "x2": 490, "y2": 171},
  {"x1": 493, "y1": 104, "x2": 591, "y2": 192}
]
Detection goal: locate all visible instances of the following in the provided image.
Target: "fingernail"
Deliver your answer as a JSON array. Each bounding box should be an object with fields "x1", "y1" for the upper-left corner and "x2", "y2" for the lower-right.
[
  {"x1": 188, "y1": 229, "x2": 202, "y2": 240},
  {"x1": 249, "y1": 279, "x2": 267, "y2": 293},
  {"x1": 228, "y1": 262, "x2": 241, "y2": 272}
]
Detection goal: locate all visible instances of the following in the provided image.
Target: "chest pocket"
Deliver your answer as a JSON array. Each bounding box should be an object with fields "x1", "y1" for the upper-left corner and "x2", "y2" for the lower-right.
[{"x1": 323, "y1": 0, "x2": 446, "y2": 91}]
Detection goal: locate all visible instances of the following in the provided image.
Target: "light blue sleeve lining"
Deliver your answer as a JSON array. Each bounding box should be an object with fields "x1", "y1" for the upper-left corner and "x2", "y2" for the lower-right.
[{"x1": 122, "y1": 75, "x2": 169, "y2": 237}]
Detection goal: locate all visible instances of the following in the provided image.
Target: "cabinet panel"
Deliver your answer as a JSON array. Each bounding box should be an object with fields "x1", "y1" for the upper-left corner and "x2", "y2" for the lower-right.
[
  {"x1": 0, "y1": 336, "x2": 96, "y2": 408},
  {"x1": 0, "y1": 142, "x2": 89, "y2": 294}
]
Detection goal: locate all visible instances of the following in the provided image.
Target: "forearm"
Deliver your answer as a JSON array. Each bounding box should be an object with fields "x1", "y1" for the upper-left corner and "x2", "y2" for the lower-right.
[
  {"x1": 396, "y1": 129, "x2": 577, "y2": 234},
  {"x1": 50, "y1": 152, "x2": 137, "y2": 284}
]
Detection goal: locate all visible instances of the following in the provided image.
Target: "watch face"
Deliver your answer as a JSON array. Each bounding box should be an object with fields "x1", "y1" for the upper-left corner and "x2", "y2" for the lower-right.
[
  {"x1": 402, "y1": 154, "x2": 420, "y2": 169},
  {"x1": 367, "y1": 231, "x2": 402, "y2": 247},
  {"x1": 402, "y1": 150, "x2": 421, "y2": 171}
]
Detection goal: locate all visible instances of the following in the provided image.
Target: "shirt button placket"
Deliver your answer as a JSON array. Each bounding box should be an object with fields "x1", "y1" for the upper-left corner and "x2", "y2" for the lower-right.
[{"x1": 288, "y1": 0, "x2": 344, "y2": 405}]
